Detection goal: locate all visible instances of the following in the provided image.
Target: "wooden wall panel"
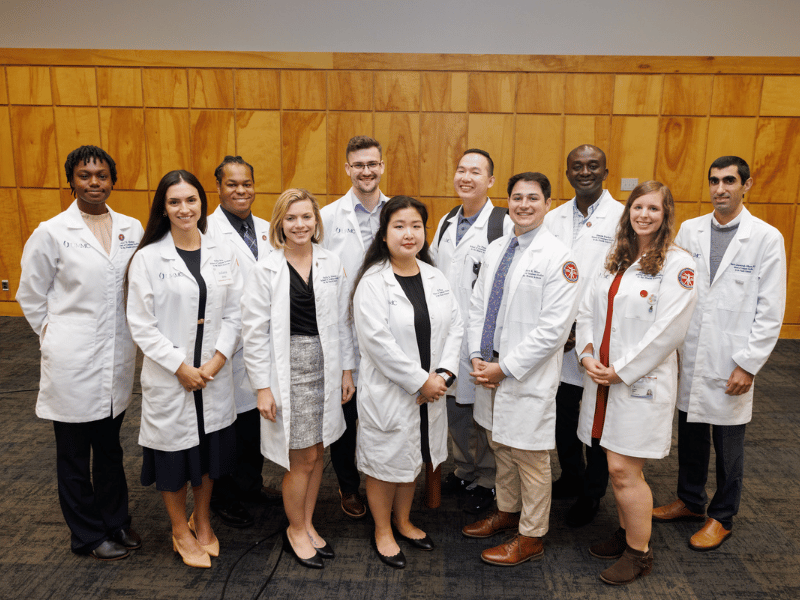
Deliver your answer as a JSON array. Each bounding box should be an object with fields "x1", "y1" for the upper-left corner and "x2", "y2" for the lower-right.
[
  {"x1": 0, "y1": 188, "x2": 22, "y2": 300},
  {"x1": 281, "y1": 112, "x2": 326, "y2": 193},
  {"x1": 704, "y1": 117, "x2": 757, "y2": 170},
  {"x1": 760, "y1": 76, "x2": 800, "y2": 117},
  {"x1": 191, "y1": 110, "x2": 235, "y2": 192},
  {"x1": 375, "y1": 72, "x2": 420, "y2": 112},
  {"x1": 661, "y1": 75, "x2": 712, "y2": 116},
  {"x1": 109, "y1": 191, "x2": 151, "y2": 228},
  {"x1": 10, "y1": 106, "x2": 59, "y2": 188},
  {"x1": 468, "y1": 114, "x2": 514, "y2": 197},
  {"x1": 785, "y1": 214, "x2": 800, "y2": 324},
  {"x1": 327, "y1": 112, "x2": 374, "y2": 196},
  {"x1": 97, "y1": 68, "x2": 143, "y2": 106},
  {"x1": 564, "y1": 74, "x2": 614, "y2": 115},
  {"x1": 235, "y1": 70, "x2": 280, "y2": 110},
  {"x1": 19, "y1": 189, "x2": 62, "y2": 242},
  {"x1": 235, "y1": 111, "x2": 282, "y2": 194},
  {"x1": 144, "y1": 109, "x2": 191, "y2": 187},
  {"x1": 469, "y1": 73, "x2": 515, "y2": 113},
  {"x1": 190, "y1": 69, "x2": 234, "y2": 109},
  {"x1": 751, "y1": 118, "x2": 800, "y2": 204},
  {"x1": 748, "y1": 203, "x2": 794, "y2": 260},
  {"x1": 99, "y1": 108, "x2": 148, "y2": 190},
  {"x1": 0, "y1": 67, "x2": 7, "y2": 103},
  {"x1": 613, "y1": 75, "x2": 662, "y2": 115},
  {"x1": 608, "y1": 116, "x2": 659, "y2": 197},
  {"x1": 423, "y1": 196, "x2": 461, "y2": 243},
  {"x1": 673, "y1": 201, "x2": 703, "y2": 228},
  {"x1": 0, "y1": 107, "x2": 15, "y2": 187},
  {"x1": 656, "y1": 117, "x2": 709, "y2": 204},
  {"x1": 419, "y1": 113, "x2": 467, "y2": 196},
  {"x1": 281, "y1": 71, "x2": 326, "y2": 110},
  {"x1": 51, "y1": 67, "x2": 97, "y2": 106},
  {"x1": 6, "y1": 66, "x2": 52, "y2": 105},
  {"x1": 421, "y1": 72, "x2": 467, "y2": 112},
  {"x1": 711, "y1": 75, "x2": 762, "y2": 116},
  {"x1": 142, "y1": 69, "x2": 188, "y2": 108},
  {"x1": 54, "y1": 107, "x2": 102, "y2": 188},
  {"x1": 562, "y1": 115, "x2": 612, "y2": 199},
  {"x1": 516, "y1": 74, "x2": 565, "y2": 114},
  {"x1": 374, "y1": 112, "x2": 419, "y2": 198},
  {"x1": 514, "y1": 115, "x2": 564, "y2": 198},
  {"x1": 329, "y1": 72, "x2": 373, "y2": 111}
]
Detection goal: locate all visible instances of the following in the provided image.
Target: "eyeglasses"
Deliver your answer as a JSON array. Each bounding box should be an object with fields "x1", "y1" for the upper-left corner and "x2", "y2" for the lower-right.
[{"x1": 347, "y1": 161, "x2": 382, "y2": 171}]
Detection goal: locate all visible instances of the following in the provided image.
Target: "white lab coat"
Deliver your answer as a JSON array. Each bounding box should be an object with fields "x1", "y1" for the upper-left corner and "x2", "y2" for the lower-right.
[
  {"x1": 16, "y1": 200, "x2": 143, "y2": 422},
  {"x1": 544, "y1": 190, "x2": 625, "y2": 386},
  {"x1": 468, "y1": 228, "x2": 580, "y2": 451},
  {"x1": 241, "y1": 245, "x2": 355, "y2": 471},
  {"x1": 576, "y1": 248, "x2": 698, "y2": 459},
  {"x1": 320, "y1": 188, "x2": 389, "y2": 384},
  {"x1": 430, "y1": 200, "x2": 513, "y2": 404},
  {"x1": 126, "y1": 232, "x2": 242, "y2": 451},
  {"x1": 675, "y1": 208, "x2": 786, "y2": 425},
  {"x1": 353, "y1": 260, "x2": 463, "y2": 482},
  {"x1": 206, "y1": 206, "x2": 272, "y2": 413}
]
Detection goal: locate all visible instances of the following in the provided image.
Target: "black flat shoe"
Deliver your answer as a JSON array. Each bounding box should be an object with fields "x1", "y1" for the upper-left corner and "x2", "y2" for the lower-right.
[
  {"x1": 392, "y1": 524, "x2": 434, "y2": 551},
  {"x1": 112, "y1": 527, "x2": 142, "y2": 550},
  {"x1": 314, "y1": 542, "x2": 335, "y2": 559},
  {"x1": 371, "y1": 536, "x2": 406, "y2": 568},
  {"x1": 282, "y1": 529, "x2": 323, "y2": 569},
  {"x1": 90, "y1": 540, "x2": 130, "y2": 561}
]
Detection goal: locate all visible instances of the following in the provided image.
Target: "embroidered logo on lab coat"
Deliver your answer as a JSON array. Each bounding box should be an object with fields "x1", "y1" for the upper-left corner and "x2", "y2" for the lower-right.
[
  {"x1": 562, "y1": 261, "x2": 579, "y2": 283},
  {"x1": 678, "y1": 268, "x2": 695, "y2": 289}
]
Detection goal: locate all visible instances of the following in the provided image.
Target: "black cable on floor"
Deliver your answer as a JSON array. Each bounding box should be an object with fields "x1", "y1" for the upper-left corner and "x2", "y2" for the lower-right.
[{"x1": 218, "y1": 521, "x2": 285, "y2": 600}]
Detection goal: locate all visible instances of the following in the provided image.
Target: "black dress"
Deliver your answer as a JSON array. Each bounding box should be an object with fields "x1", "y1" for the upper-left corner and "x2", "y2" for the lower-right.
[
  {"x1": 140, "y1": 247, "x2": 237, "y2": 492},
  {"x1": 394, "y1": 272, "x2": 432, "y2": 464}
]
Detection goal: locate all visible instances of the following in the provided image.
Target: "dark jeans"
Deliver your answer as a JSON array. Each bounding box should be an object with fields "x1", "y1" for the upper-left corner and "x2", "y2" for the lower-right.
[
  {"x1": 555, "y1": 382, "x2": 608, "y2": 499},
  {"x1": 677, "y1": 410, "x2": 746, "y2": 530},
  {"x1": 53, "y1": 411, "x2": 131, "y2": 553},
  {"x1": 212, "y1": 407, "x2": 264, "y2": 501},
  {"x1": 330, "y1": 392, "x2": 360, "y2": 494}
]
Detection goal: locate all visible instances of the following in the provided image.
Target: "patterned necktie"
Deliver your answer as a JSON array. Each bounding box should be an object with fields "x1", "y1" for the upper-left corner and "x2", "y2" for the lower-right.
[
  {"x1": 242, "y1": 222, "x2": 258, "y2": 259},
  {"x1": 480, "y1": 237, "x2": 518, "y2": 361}
]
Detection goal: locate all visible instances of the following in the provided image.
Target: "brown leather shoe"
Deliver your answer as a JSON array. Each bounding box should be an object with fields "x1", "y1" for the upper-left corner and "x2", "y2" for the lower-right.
[
  {"x1": 589, "y1": 527, "x2": 626, "y2": 559},
  {"x1": 339, "y1": 490, "x2": 367, "y2": 519},
  {"x1": 652, "y1": 499, "x2": 704, "y2": 522},
  {"x1": 599, "y1": 546, "x2": 653, "y2": 585},
  {"x1": 462, "y1": 510, "x2": 520, "y2": 538},
  {"x1": 689, "y1": 517, "x2": 731, "y2": 551},
  {"x1": 481, "y1": 534, "x2": 544, "y2": 566}
]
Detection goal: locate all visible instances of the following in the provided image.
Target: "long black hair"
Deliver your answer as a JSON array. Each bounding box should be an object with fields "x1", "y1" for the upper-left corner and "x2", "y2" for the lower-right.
[{"x1": 349, "y1": 195, "x2": 433, "y2": 309}]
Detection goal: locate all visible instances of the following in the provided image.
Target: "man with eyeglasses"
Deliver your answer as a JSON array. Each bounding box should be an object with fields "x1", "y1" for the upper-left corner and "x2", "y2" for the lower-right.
[{"x1": 320, "y1": 135, "x2": 389, "y2": 519}]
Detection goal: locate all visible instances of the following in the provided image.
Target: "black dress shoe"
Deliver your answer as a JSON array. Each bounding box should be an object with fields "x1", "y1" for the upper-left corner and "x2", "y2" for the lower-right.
[
  {"x1": 314, "y1": 542, "x2": 335, "y2": 559},
  {"x1": 462, "y1": 485, "x2": 495, "y2": 514},
  {"x1": 392, "y1": 523, "x2": 434, "y2": 551},
  {"x1": 90, "y1": 540, "x2": 130, "y2": 561},
  {"x1": 552, "y1": 477, "x2": 582, "y2": 499},
  {"x1": 566, "y1": 496, "x2": 600, "y2": 528},
  {"x1": 371, "y1": 536, "x2": 406, "y2": 569},
  {"x1": 112, "y1": 527, "x2": 142, "y2": 550},
  {"x1": 442, "y1": 472, "x2": 470, "y2": 496},
  {"x1": 211, "y1": 499, "x2": 254, "y2": 528},
  {"x1": 282, "y1": 529, "x2": 324, "y2": 569}
]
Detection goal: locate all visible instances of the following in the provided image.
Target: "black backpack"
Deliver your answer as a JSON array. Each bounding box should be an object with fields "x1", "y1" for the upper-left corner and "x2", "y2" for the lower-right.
[{"x1": 436, "y1": 205, "x2": 507, "y2": 247}]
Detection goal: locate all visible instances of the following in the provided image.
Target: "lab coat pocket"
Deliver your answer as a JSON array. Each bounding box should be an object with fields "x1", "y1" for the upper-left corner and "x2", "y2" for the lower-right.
[
  {"x1": 359, "y1": 381, "x2": 404, "y2": 432},
  {"x1": 624, "y1": 284, "x2": 659, "y2": 322},
  {"x1": 40, "y1": 314, "x2": 96, "y2": 370},
  {"x1": 707, "y1": 331, "x2": 748, "y2": 380},
  {"x1": 508, "y1": 279, "x2": 543, "y2": 324},
  {"x1": 715, "y1": 274, "x2": 757, "y2": 333}
]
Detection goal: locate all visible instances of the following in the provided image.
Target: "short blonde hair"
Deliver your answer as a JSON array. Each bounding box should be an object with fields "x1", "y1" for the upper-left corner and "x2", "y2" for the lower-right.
[{"x1": 269, "y1": 188, "x2": 324, "y2": 249}]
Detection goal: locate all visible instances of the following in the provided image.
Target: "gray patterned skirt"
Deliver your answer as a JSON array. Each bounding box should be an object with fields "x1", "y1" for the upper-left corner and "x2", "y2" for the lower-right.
[{"x1": 289, "y1": 335, "x2": 324, "y2": 449}]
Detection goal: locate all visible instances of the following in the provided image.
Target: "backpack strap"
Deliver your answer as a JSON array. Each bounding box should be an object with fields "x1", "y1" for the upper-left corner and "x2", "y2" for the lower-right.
[
  {"x1": 486, "y1": 206, "x2": 508, "y2": 244},
  {"x1": 436, "y1": 205, "x2": 462, "y2": 246}
]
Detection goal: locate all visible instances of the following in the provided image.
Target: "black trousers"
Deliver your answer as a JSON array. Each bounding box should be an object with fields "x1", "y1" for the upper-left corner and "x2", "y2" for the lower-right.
[
  {"x1": 330, "y1": 392, "x2": 360, "y2": 494},
  {"x1": 677, "y1": 410, "x2": 746, "y2": 530},
  {"x1": 554, "y1": 382, "x2": 608, "y2": 499},
  {"x1": 212, "y1": 407, "x2": 264, "y2": 501},
  {"x1": 52, "y1": 411, "x2": 131, "y2": 554}
]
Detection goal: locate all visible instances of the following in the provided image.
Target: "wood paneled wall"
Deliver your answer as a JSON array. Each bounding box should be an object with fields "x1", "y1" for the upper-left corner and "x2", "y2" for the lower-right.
[{"x1": 1, "y1": 50, "x2": 798, "y2": 336}]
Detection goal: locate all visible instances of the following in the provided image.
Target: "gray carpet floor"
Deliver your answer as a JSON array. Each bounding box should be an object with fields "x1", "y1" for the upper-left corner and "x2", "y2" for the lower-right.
[{"x1": 1, "y1": 316, "x2": 798, "y2": 600}]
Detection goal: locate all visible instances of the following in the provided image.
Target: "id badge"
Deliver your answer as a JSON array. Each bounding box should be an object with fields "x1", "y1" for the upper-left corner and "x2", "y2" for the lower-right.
[
  {"x1": 213, "y1": 262, "x2": 233, "y2": 285},
  {"x1": 631, "y1": 376, "x2": 656, "y2": 400}
]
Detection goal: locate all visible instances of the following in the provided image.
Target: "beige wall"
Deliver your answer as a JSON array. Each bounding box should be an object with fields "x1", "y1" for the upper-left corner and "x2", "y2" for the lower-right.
[{"x1": 1, "y1": 49, "x2": 798, "y2": 336}]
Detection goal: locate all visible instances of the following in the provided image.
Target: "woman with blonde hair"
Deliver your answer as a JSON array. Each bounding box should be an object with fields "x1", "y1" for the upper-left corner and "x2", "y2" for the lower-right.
[
  {"x1": 242, "y1": 188, "x2": 355, "y2": 569},
  {"x1": 576, "y1": 181, "x2": 697, "y2": 585}
]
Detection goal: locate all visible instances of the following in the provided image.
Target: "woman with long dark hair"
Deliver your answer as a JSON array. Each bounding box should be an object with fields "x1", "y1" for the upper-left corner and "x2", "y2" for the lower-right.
[
  {"x1": 351, "y1": 196, "x2": 463, "y2": 568},
  {"x1": 575, "y1": 181, "x2": 697, "y2": 584},
  {"x1": 241, "y1": 188, "x2": 355, "y2": 570},
  {"x1": 126, "y1": 170, "x2": 242, "y2": 568}
]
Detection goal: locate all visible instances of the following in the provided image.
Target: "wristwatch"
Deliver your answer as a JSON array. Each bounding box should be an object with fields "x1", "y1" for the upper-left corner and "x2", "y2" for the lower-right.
[{"x1": 435, "y1": 368, "x2": 456, "y2": 388}]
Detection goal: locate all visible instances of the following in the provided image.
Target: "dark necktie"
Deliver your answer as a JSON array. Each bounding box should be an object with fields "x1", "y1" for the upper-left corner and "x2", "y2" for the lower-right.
[
  {"x1": 480, "y1": 237, "x2": 518, "y2": 361},
  {"x1": 242, "y1": 222, "x2": 258, "y2": 259}
]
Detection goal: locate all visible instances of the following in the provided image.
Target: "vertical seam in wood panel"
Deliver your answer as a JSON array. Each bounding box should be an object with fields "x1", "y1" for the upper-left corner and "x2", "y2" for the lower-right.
[
  {"x1": 184, "y1": 69, "x2": 191, "y2": 180},
  {"x1": 94, "y1": 67, "x2": 102, "y2": 161},
  {"x1": 278, "y1": 69, "x2": 283, "y2": 192},
  {"x1": 232, "y1": 69, "x2": 238, "y2": 156}
]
